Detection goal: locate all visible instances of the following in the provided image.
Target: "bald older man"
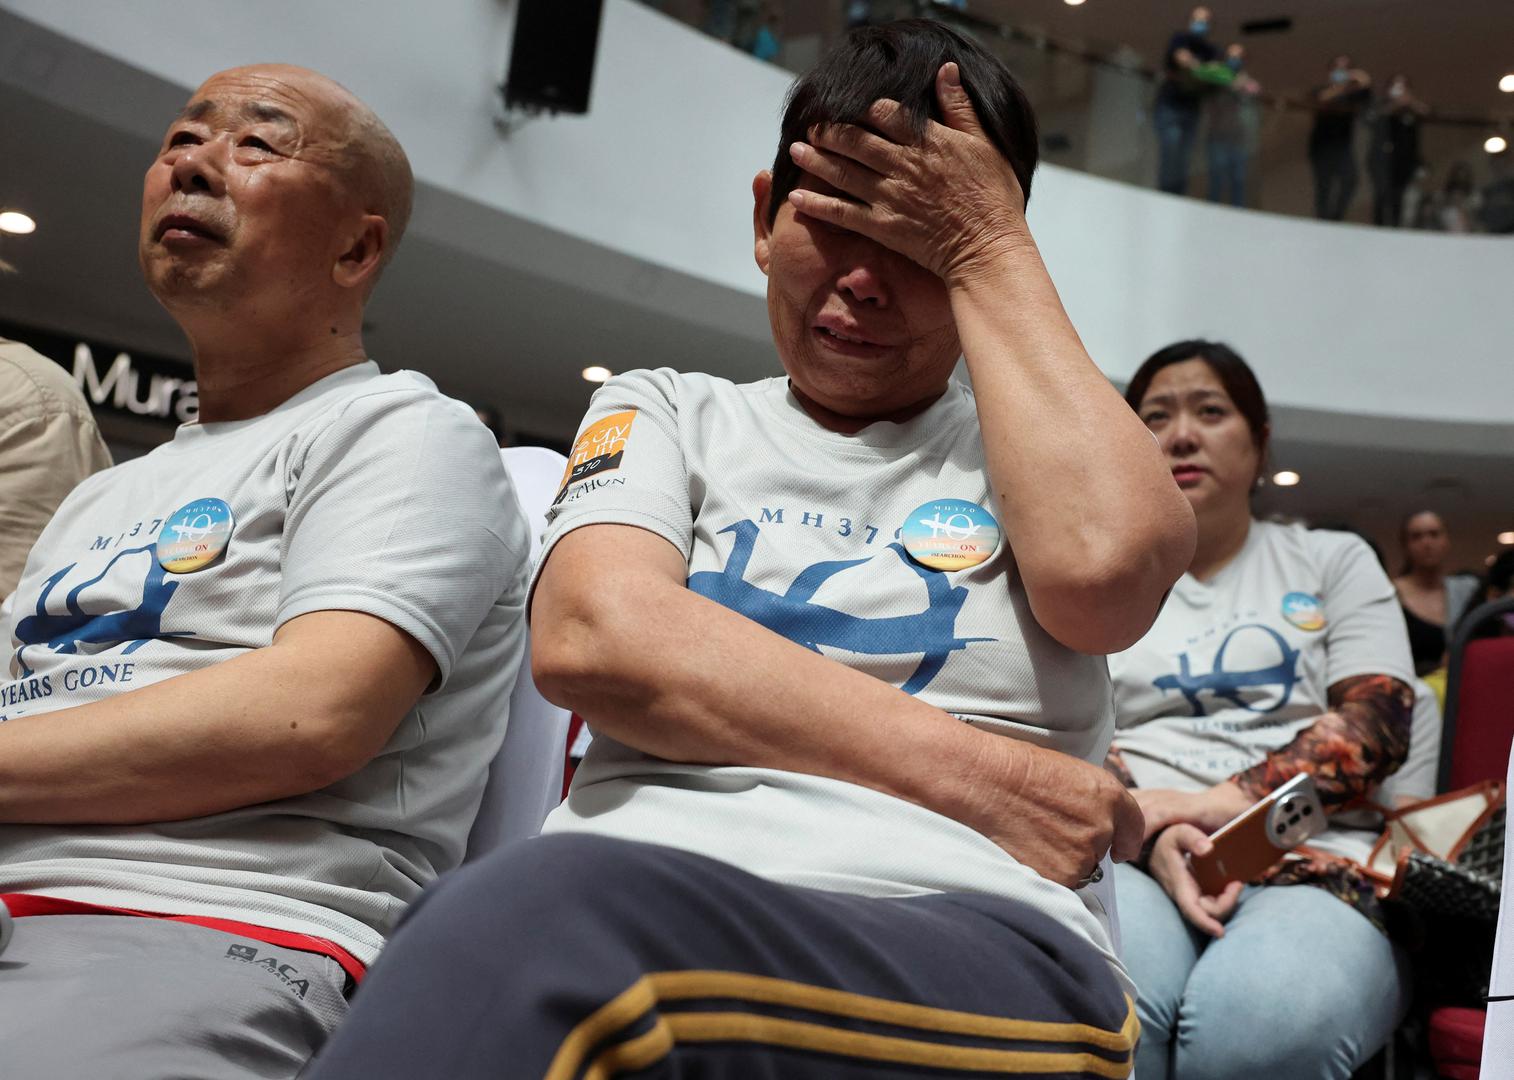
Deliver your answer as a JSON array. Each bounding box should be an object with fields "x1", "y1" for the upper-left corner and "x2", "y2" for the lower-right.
[{"x1": 0, "y1": 66, "x2": 529, "y2": 1078}]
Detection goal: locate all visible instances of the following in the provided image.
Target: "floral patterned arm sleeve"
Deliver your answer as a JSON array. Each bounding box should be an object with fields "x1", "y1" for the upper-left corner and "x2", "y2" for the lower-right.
[
  {"x1": 1230, "y1": 673, "x2": 1414, "y2": 809},
  {"x1": 1103, "y1": 745, "x2": 1137, "y2": 789}
]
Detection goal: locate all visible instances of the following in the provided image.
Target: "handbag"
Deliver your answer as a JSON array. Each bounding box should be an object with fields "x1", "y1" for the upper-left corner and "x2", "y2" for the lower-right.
[
  {"x1": 1361, "y1": 780, "x2": 1505, "y2": 918},
  {"x1": 1356, "y1": 781, "x2": 1505, "y2": 1006}
]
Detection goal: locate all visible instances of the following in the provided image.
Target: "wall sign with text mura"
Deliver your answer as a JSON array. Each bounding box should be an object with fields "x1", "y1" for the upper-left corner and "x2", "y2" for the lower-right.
[{"x1": 1, "y1": 321, "x2": 197, "y2": 427}]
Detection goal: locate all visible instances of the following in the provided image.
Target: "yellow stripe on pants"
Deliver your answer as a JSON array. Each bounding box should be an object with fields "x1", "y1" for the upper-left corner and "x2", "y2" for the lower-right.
[{"x1": 546, "y1": 969, "x2": 1138, "y2": 1080}]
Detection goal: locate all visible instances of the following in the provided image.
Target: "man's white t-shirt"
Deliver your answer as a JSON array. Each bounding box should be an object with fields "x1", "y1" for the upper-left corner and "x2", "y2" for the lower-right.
[
  {"x1": 0, "y1": 362, "x2": 529, "y2": 963},
  {"x1": 535, "y1": 368, "x2": 1130, "y2": 993},
  {"x1": 1108, "y1": 521, "x2": 1415, "y2": 859}
]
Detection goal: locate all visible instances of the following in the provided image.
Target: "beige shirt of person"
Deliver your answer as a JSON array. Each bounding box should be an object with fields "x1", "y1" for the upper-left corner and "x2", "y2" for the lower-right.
[{"x1": 0, "y1": 338, "x2": 113, "y2": 598}]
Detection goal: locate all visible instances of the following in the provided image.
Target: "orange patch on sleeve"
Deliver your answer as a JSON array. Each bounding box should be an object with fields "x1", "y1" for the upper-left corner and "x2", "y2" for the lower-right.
[{"x1": 559, "y1": 410, "x2": 638, "y2": 493}]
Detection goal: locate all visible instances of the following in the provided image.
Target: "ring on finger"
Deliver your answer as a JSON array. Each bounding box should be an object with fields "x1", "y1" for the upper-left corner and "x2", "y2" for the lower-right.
[{"x1": 1075, "y1": 865, "x2": 1104, "y2": 889}]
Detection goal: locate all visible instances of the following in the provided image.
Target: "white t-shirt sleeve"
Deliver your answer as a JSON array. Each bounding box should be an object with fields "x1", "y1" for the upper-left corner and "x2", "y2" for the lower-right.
[
  {"x1": 532, "y1": 368, "x2": 692, "y2": 596},
  {"x1": 1313, "y1": 531, "x2": 1415, "y2": 688},
  {"x1": 277, "y1": 386, "x2": 525, "y2": 688}
]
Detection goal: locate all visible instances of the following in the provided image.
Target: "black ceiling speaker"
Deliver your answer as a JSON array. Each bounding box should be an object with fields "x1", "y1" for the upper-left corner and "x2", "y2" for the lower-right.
[
  {"x1": 1240, "y1": 17, "x2": 1294, "y2": 35},
  {"x1": 503, "y1": 0, "x2": 606, "y2": 116}
]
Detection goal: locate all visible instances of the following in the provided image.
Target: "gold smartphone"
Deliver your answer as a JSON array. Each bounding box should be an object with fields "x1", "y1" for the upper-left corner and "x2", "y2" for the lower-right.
[{"x1": 1189, "y1": 773, "x2": 1326, "y2": 895}]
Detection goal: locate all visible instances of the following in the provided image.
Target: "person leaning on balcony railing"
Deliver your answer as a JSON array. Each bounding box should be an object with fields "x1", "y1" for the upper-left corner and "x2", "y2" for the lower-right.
[
  {"x1": 1203, "y1": 42, "x2": 1261, "y2": 208},
  {"x1": 1368, "y1": 73, "x2": 1429, "y2": 228},
  {"x1": 1155, "y1": 5, "x2": 1220, "y2": 196},
  {"x1": 1309, "y1": 54, "x2": 1373, "y2": 221}
]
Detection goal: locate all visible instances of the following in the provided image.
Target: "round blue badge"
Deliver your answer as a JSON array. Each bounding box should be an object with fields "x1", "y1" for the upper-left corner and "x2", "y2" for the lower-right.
[
  {"x1": 156, "y1": 498, "x2": 235, "y2": 574},
  {"x1": 1281, "y1": 591, "x2": 1326, "y2": 632},
  {"x1": 900, "y1": 500, "x2": 1001, "y2": 571}
]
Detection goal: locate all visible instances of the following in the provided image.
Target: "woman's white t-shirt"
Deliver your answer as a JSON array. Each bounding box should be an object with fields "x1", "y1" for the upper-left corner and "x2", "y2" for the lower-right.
[{"x1": 1108, "y1": 520, "x2": 1415, "y2": 859}]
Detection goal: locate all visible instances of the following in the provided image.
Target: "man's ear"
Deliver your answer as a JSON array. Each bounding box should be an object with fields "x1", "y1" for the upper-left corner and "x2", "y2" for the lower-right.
[
  {"x1": 333, "y1": 214, "x2": 389, "y2": 292},
  {"x1": 752, "y1": 170, "x2": 774, "y2": 276}
]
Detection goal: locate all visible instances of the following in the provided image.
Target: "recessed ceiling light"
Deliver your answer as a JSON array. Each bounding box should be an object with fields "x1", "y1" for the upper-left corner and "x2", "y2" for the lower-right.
[
  {"x1": 580, "y1": 365, "x2": 612, "y2": 383},
  {"x1": 0, "y1": 211, "x2": 36, "y2": 235},
  {"x1": 1500, "y1": 74, "x2": 1514, "y2": 93},
  {"x1": 1064, "y1": 0, "x2": 1087, "y2": 5},
  {"x1": 1498, "y1": 531, "x2": 1514, "y2": 545},
  {"x1": 1271, "y1": 470, "x2": 1300, "y2": 487},
  {"x1": 1486, "y1": 135, "x2": 1509, "y2": 154}
]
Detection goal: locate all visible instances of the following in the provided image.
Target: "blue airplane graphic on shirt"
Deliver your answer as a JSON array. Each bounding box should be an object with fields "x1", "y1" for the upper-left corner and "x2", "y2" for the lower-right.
[
  {"x1": 686, "y1": 519, "x2": 992, "y2": 695},
  {"x1": 1154, "y1": 623, "x2": 1301, "y2": 717},
  {"x1": 13, "y1": 545, "x2": 188, "y2": 677}
]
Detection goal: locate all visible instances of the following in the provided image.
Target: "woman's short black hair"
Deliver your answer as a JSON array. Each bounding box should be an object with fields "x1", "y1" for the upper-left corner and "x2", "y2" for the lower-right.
[
  {"x1": 1124, "y1": 339, "x2": 1270, "y2": 454},
  {"x1": 766, "y1": 19, "x2": 1039, "y2": 227}
]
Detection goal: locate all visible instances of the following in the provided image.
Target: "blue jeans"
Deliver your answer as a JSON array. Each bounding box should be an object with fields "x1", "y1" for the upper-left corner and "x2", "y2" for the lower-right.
[
  {"x1": 1206, "y1": 139, "x2": 1247, "y2": 207},
  {"x1": 1115, "y1": 862, "x2": 1408, "y2": 1079},
  {"x1": 1155, "y1": 101, "x2": 1201, "y2": 195}
]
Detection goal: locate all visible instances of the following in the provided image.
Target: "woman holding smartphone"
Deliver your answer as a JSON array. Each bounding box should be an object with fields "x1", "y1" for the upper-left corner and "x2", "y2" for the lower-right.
[{"x1": 1106, "y1": 340, "x2": 1416, "y2": 1080}]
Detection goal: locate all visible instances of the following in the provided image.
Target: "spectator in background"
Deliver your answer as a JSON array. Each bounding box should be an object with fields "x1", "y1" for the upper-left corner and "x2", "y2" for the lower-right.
[
  {"x1": 1204, "y1": 43, "x2": 1260, "y2": 207},
  {"x1": 1309, "y1": 55, "x2": 1372, "y2": 220},
  {"x1": 1402, "y1": 162, "x2": 1437, "y2": 229},
  {"x1": 0, "y1": 337, "x2": 112, "y2": 599},
  {"x1": 1155, "y1": 6, "x2": 1220, "y2": 195},
  {"x1": 1461, "y1": 547, "x2": 1514, "y2": 640},
  {"x1": 701, "y1": 0, "x2": 740, "y2": 42},
  {"x1": 1438, "y1": 161, "x2": 1481, "y2": 233},
  {"x1": 748, "y1": 0, "x2": 782, "y2": 63},
  {"x1": 1393, "y1": 510, "x2": 1480, "y2": 676},
  {"x1": 845, "y1": 0, "x2": 875, "y2": 30},
  {"x1": 1484, "y1": 548, "x2": 1514, "y2": 604},
  {"x1": 1480, "y1": 149, "x2": 1514, "y2": 233},
  {"x1": 1368, "y1": 73, "x2": 1428, "y2": 227},
  {"x1": 1108, "y1": 340, "x2": 1414, "y2": 1078}
]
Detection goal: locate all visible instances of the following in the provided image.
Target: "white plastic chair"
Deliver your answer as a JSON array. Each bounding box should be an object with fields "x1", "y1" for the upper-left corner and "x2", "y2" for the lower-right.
[
  {"x1": 464, "y1": 446, "x2": 573, "y2": 859},
  {"x1": 1482, "y1": 747, "x2": 1514, "y2": 1078},
  {"x1": 1092, "y1": 855, "x2": 1120, "y2": 959}
]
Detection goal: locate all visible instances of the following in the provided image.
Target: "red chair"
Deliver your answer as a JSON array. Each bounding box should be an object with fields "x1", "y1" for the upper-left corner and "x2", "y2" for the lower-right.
[
  {"x1": 1426, "y1": 1007, "x2": 1485, "y2": 1079},
  {"x1": 561, "y1": 713, "x2": 590, "y2": 800},
  {"x1": 1438, "y1": 597, "x2": 1514, "y2": 792},
  {"x1": 1426, "y1": 597, "x2": 1514, "y2": 1078},
  {"x1": 1484, "y1": 747, "x2": 1514, "y2": 1079}
]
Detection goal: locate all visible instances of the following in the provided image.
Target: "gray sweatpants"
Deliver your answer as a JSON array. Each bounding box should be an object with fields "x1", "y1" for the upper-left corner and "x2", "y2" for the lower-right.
[
  {"x1": 309, "y1": 835, "x2": 1136, "y2": 1079},
  {"x1": 0, "y1": 913, "x2": 349, "y2": 1080}
]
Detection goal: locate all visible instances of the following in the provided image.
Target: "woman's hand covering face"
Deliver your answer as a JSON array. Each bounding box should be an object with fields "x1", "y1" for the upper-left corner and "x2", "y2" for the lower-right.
[{"x1": 785, "y1": 62, "x2": 1028, "y2": 288}]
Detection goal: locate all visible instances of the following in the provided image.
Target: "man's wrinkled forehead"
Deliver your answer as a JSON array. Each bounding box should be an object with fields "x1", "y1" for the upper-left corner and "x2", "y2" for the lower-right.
[
  {"x1": 176, "y1": 95, "x2": 300, "y2": 135},
  {"x1": 175, "y1": 68, "x2": 341, "y2": 139}
]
